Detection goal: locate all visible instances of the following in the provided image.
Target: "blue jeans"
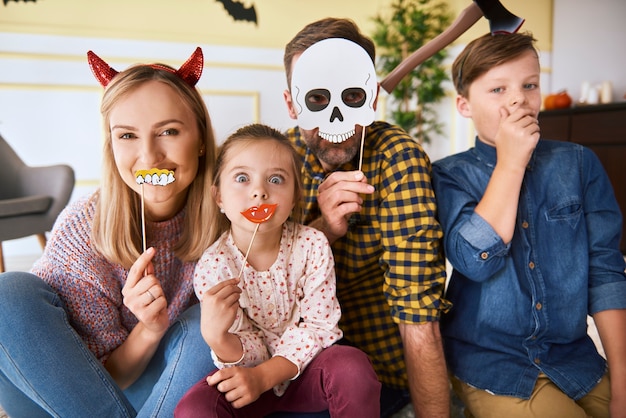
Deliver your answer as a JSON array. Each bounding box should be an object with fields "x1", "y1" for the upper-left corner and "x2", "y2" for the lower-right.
[{"x1": 0, "y1": 272, "x2": 215, "y2": 418}]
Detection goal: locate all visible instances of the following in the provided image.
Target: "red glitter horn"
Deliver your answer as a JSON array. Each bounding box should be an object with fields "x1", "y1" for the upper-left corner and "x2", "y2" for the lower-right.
[{"x1": 87, "y1": 47, "x2": 204, "y2": 88}]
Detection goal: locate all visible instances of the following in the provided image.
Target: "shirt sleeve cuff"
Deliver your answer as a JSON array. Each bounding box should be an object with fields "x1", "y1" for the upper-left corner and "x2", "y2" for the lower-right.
[
  {"x1": 589, "y1": 281, "x2": 626, "y2": 314},
  {"x1": 211, "y1": 343, "x2": 246, "y2": 369},
  {"x1": 458, "y1": 212, "x2": 510, "y2": 258}
]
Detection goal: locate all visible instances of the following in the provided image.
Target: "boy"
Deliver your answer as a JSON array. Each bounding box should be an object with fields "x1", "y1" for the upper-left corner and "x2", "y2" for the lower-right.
[{"x1": 432, "y1": 32, "x2": 626, "y2": 418}]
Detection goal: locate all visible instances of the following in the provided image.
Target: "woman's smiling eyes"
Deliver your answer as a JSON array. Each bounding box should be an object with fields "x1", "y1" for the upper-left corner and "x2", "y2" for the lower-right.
[
  {"x1": 119, "y1": 132, "x2": 136, "y2": 140},
  {"x1": 160, "y1": 128, "x2": 179, "y2": 136},
  {"x1": 115, "y1": 127, "x2": 180, "y2": 140}
]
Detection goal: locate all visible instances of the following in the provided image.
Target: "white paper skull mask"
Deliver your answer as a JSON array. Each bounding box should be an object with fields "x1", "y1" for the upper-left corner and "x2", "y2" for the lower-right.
[{"x1": 290, "y1": 38, "x2": 377, "y2": 144}]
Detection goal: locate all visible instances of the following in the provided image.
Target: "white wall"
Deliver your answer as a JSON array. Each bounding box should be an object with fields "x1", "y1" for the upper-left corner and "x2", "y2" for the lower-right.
[{"x1": 550, "y1": 0, "x2": 626, "y2": 102}]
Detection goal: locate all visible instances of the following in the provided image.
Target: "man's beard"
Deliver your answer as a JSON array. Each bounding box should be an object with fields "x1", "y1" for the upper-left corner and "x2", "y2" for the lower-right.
[{"x1": 303, "y1": 130, "x2": 360, "y2": 169}]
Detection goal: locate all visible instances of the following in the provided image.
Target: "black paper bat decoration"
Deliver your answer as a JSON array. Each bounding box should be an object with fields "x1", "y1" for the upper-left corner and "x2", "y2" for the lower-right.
[
  {"x1": 215, "y1": 0, "x2": 257, "y2": 25},
  {"x1": 3, "y1": 0, "x2": 38, "y2": 4}
]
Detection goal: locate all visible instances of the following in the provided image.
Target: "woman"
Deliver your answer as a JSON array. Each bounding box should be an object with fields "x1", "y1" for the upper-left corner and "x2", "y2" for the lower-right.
[{"x1": 0, "y1": 47, "x2": 220, "y2": 417}]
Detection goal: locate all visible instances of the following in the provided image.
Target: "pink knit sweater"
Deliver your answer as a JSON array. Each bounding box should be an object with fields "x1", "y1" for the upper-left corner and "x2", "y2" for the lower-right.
[{"x1": 31, "y1": 193, "x2": 198, "y2": 362}]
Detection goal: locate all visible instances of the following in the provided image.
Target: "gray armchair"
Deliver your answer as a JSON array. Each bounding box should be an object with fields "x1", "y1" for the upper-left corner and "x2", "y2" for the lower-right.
[{"x1": 0, "y1": 133, "x2": 75, "y2": 272}]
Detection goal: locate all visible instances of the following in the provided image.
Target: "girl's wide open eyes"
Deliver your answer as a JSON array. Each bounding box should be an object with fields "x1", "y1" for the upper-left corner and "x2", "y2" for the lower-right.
[
  {"x1": 235, "y1": 173, "x2": 249, "y2": 183},
  {"x1": 268, "y1": 174, "x2": 284, "y2": 185}
]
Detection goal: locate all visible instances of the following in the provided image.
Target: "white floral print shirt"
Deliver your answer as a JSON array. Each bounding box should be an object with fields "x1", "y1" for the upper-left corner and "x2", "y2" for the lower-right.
[{"x1": 193, "y1": 222, "x2": 343, "y2": 395}]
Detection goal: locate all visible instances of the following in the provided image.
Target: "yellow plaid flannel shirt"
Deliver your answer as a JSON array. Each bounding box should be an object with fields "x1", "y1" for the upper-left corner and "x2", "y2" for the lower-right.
[{"x1": 286, "y1": 121, "x2": 450, "y2": 389}]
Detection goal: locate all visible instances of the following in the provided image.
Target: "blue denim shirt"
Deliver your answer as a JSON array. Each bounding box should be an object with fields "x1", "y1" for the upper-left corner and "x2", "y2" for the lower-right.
[{"x1": 432, "y1": 138, "x2": 626, "y2": 400}]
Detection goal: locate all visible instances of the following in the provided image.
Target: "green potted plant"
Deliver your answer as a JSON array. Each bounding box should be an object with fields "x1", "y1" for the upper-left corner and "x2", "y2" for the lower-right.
[{"x1": 371, "y1": 0, "x2": 452, "y2": 144}]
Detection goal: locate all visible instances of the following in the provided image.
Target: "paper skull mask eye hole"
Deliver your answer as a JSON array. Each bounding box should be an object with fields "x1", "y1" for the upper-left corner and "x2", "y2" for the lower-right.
[
  {"x1": 343, "y1": 88, "x2": 367, "y2": 108},
  {"x1": 291, "y1": 38, "x2": 377, "y2": 144},
  {"x1": 305, "y1": 89, "x2": 331, "y2": 112}
]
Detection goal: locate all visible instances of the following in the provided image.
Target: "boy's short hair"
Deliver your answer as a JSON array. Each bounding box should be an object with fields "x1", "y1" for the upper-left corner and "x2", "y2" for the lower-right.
[{"x1": 453, "y1": 32, "x2": 538, "y2": 98}]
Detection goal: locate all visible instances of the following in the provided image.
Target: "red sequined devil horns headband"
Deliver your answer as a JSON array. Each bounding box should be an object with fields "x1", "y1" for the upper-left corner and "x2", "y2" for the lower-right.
[{"x1": 87, "y1": 47, "x2": 204, "y2": 88}]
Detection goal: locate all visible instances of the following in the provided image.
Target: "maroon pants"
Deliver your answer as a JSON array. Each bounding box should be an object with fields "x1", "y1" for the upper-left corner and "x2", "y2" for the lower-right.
[{"x1": 174, "y1": 344, "x2": 381, "y2": 418}]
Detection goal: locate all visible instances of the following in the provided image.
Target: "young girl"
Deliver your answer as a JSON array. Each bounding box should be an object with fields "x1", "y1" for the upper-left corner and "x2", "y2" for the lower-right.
[
  {"x1": 0, "y1": 48, "x2": 220, "y2": 416},
  {"x1": 175, "y1": 124, "x2": 381, "y2": 417}
]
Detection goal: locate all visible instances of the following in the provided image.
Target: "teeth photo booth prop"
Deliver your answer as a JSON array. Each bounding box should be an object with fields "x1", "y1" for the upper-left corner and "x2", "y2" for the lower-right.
[
  {"x1": 135, "y1": 168, "x2": 176, "y2": 186},
  {"x1": 135, "y1": 168, "x2": 175, "y2": 253}
]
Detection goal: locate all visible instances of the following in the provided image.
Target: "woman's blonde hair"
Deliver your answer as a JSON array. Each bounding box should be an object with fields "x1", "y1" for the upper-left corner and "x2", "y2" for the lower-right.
[
  {"x1": 211, "y1": 123, "x2": 304, "y2": 238},
  {"x1": 91, "y1": 64, "x2": 219, "y2": 268}
]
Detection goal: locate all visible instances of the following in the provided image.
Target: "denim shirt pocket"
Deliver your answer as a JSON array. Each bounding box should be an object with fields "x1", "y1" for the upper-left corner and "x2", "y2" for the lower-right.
[{"x1": 545, "y1": 198, "x2": 582, "y2": 229}]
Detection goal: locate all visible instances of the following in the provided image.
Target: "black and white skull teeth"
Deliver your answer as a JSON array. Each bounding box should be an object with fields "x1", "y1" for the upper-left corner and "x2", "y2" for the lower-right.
[{"x1": 319, "y1": 129, "x2": 355, "y2": 144}]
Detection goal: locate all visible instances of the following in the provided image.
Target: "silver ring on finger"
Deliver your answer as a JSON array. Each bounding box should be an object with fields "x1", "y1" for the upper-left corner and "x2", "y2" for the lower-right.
[{"x1": 145, "y1": 289, "x2": 156, "y2": 302}]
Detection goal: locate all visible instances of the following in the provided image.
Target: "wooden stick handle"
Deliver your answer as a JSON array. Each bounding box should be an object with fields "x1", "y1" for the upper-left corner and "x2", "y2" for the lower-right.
[
  {"x1": 140, "y1": 184, "x2": 148, "y2": 277},
  {"x1": 358, "y1": 125, "x2": 366, "y2": 171},
  {"x1": 238, "y1": 223, "x2": 260, "y2": 280},
  {"x1": 379, "y1": 2, "x2": 483, "y2": 94},
  {"x1": 140, "y1": 184, "x2": 146, "y2": 253}
]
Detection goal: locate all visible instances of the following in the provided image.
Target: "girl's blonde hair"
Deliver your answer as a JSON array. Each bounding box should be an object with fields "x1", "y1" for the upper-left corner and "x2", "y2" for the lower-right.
[
  {"x1": 91, "y1": 64, "x2": 219, "y2": 268},
  {"x1": 211, "y1": 123, "x2": 304, "y2": 238}
]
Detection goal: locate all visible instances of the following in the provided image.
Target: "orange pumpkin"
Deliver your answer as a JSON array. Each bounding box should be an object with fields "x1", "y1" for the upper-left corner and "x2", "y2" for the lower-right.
[
  {"x1": 544, "y1": 94, "x2": 556, "y2": 110},
  {"x1": 544, "y1": 90, "x2": 572, "y2": 110}
]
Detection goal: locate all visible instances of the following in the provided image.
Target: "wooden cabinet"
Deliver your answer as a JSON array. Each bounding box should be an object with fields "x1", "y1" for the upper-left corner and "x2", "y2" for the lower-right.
[{"x1": 539, "y1": 102, "x2": 626, "y2": 254}]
